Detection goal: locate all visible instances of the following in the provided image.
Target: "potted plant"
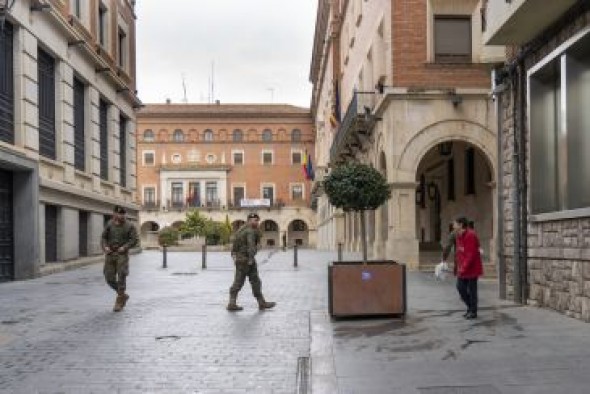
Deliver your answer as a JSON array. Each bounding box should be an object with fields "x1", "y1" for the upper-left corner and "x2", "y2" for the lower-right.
[{"x1": 324, "y1": 162, "x2": 406, "y2": 317}]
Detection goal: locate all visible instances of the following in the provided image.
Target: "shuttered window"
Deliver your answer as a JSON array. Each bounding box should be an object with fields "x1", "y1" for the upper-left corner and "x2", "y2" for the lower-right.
[
  {"x1": 119, "y1": 115, "x2": 127, "y2": 188},
  {"x1": 434, "y1": 17, "x2": 472, "y2": 63},
  {"x1": 99, "y1": 99, "x2": 108, "y2": 180},
  {"x1": 38, "y1": 48, "x2": 56, "y2": 160},
  {"x1": 73, "y1": 77, "x2": 85, "y2": 171},
  {"x1": 0, "y1": 22, "x2": 14, "y2": 144}
]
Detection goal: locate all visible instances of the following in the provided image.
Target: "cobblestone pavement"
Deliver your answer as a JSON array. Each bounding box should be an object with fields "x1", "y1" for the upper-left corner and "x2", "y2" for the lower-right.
[
  {"x1": 0, "y1": 249, "x2": 339, "y2": 394},
  {"x1": 318, "y1": 274, "x2": 590, "y2": 394},
  {"x1": 3, "y1": 251, "x2": 590, "y2": 394}
]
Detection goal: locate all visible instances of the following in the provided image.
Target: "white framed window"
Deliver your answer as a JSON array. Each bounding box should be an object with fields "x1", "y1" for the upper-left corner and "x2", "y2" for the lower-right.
[
  {"x1": 232, "y1": 183, "x2": 246, "y2": 207},
  {"x1": 171, "y1": 153, "x2": 182, "y2": 164},
  {"x1": 291, "y1": 183, "x2": 305, "y2": 200},
  {"x1": 291, "y1": 150, "x2": 303, "y2": 165},
  {"x1": 142, "y1": 186, "x2": 157, "y2": 205},
  {"x1": 262, "y1": 150, "x2": 274, "y2": 165},
  {"x1": 206, "y1": 154, "x2": 217, "y2": 164},
  {"x1": 529, "y1": 28, "x2": 590, "y2": 215},
  {"x1": 434, "y1": 16, "x2": 472, "y2": 64},
  {"x1": 232, "y1": 150, "x2": 244, "y2": 165},
  {"x1": 204, "y1": 129, "x2": 214, "y2": 142},
  {"x1": 261, "y1": 183, "x2": 275, "y2": 205},
  {"x1": 142, "y1": 150, "x2": 155, "y2": 166},
  {"x1": 143, "y1": 129, "x2": 154, "y2": 142},
  {"x1": 117, "y1": 26, "x2": 128, "y2": 71},
  {"x1": 98, "y1": 2, "x2": 109, "y2": 49}
]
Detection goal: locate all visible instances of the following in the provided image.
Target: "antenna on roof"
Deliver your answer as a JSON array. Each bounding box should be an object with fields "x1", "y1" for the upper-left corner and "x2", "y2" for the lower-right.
[{"x1": 181, "y1": 74, "x2": 188, "y2": 103}]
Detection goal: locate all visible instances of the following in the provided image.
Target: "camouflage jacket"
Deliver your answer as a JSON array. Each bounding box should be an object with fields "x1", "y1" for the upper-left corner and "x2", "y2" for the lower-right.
[
  {"x1": 101, "y1": 220, "x2": 139, "y2": 253},
  {"x1": 231, "y1": 225, "x2": 261, "y2": 263}
]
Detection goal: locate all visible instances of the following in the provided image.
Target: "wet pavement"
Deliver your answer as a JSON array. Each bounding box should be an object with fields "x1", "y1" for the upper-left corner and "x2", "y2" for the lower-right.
[{"x1": 1, "y1": 250, "x2": 590, "y2": 393}]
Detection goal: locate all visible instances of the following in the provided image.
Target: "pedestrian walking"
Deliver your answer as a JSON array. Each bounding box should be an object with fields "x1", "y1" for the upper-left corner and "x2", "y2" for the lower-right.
[
  {"x1": 101, "y1": 205, "x2": 139, "y2": 312},
  {"x1": 453, "y1": 216, "x2": 483, "y2": 319},
  {"x1": 227, "y1": 213, "x2": 276, "y2": 311}
]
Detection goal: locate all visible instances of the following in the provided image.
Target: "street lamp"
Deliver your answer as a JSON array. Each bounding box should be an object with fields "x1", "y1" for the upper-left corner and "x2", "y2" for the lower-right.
[{"x1": 0, "y1": 0, "x2": 16, "y2": 31}]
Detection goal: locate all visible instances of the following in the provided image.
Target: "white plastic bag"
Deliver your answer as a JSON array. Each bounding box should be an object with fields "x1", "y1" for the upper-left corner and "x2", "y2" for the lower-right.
[{"x1": 434, "y1": 261, "x2": 449, "y2": 280}]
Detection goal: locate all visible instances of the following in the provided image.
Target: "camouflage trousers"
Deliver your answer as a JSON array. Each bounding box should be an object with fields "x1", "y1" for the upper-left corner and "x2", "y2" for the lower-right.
[
  {"x1": 229, "y1": 260, "x2": 262, "y2": 298},
  {"x1": 104, "y1": 253, "x2": 129, "y2": 293}
]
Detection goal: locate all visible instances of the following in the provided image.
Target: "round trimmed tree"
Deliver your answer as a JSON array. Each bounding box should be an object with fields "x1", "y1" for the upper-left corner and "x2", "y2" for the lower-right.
[{"x1": 324, "y1": 162, "x2": 391, "y2": 263}]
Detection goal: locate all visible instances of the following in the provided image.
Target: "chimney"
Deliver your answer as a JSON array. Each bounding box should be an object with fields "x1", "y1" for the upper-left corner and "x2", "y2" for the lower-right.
[
  {"x1": 215, "y1": 100, "x2": 220, "y2": 105},
  {"x1": 166, "y1": 98, "x2": 171, "y2": 104}
]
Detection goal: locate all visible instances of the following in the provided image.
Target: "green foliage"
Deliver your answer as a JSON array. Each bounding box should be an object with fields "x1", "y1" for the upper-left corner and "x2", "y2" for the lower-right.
[
  {"x1": 158, "y1": 227, "x2": 179, "y2": 247},
  {"x1": 204, "y1": 220, "x2": 232, "y2": 245},
  {"x1": 180, "y1": 210, "x2": 209, "y2": 237},
  {"x1": 324, "y1": 162, "x2": 391, "y2": 212}
]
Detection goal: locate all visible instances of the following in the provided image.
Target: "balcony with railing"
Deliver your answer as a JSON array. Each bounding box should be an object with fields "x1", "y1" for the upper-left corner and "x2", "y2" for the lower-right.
[
  {"x1": 330, "y1": 92, "x2": 379, "y2": 165},
  {"x1": 165, "y1": 199, "x2": 223, "y2": 211},
  {"x1": 484, "y1": 0, "x2": 578, "y2": 45}
]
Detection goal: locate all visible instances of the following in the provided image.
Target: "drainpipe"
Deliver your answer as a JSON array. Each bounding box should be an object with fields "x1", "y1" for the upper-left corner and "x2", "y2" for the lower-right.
[
  {"x1": 494, "y1": 69, "x2": 506, "y2": 300},
  {"x1": 518, "y1": 59, "x2": 529, "y2": 305},
  {"x1": 511, "y1": 63, "x2": 523, "y2": 305}
]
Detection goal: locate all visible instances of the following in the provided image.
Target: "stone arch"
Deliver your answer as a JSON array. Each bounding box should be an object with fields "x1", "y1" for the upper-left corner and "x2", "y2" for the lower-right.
[
  {"x1": 140, "y1": 221, "x2": 160, "y2": 247},
  {"x1": 396, "y1": 120, "x2": 496, "y2": 181},
  {"x1": 261, "y1": 219, "x2": 280, "y2": 247},
  {"x1": 288, "y1": 219, "x2": 309, "y2": 247}
]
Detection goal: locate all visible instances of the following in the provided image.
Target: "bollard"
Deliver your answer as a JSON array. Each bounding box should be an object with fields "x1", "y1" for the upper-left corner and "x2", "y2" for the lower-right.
[
  {"x1": 338, "y1": 242, "x2": 343, "y2": 262},
  {"x1": 294, "y1": 244, "x2": 298, "y2": 267},
  {"x1": 163, "y1": 245, "x2": 168, "y2": 269},
  {"x1": 202, "y1": 244, "x2": 207, "y2": 269}
]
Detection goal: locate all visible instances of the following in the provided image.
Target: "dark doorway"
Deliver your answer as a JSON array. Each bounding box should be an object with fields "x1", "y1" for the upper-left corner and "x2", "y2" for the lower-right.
[
  {"x1": 0, "y1": 170, "x2": 14, "y2": 281},
  {"x1": 79, "y1": 211, "x2": 88, "y2": 257},
  {"x1": 45, "y1": 205, "x2": 58, "y2": 263}
]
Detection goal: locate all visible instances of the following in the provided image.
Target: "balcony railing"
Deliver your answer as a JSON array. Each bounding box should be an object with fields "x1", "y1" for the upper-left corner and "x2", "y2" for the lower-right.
[
  {"x1": 165, "y1": 199, "x2": 222, "y2": 211},
  {"x1": 228, "y1": 199, "x2": 286, "y2": 210},
  {"x1": 142, "y1": 201, "x2": 160, "y2": 211},
  {"x1": 330, "y1": 92, "x2": 378, "y2": 164}
]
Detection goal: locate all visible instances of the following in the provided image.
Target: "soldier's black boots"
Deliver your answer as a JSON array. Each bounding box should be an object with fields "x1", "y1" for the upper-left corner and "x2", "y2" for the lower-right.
[
  {"x1": 257, "y1": 296, "x2": 276, "y2": 310},
  {"x1": 227, "y1": 295, "x2": 243, "y2": 312}
]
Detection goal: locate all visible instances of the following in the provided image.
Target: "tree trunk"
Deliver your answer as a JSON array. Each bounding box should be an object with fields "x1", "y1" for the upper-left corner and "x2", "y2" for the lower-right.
[{"x1": 360, "y1": 210, "x2": 368, "y2": 264}]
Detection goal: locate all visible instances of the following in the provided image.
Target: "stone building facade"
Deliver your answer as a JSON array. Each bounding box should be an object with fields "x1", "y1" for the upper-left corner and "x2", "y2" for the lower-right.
[
  {"x1": 0, "y1": 0, "x2": 140, "y2": 281},
  {"x1": 310, "y1": 0, "x2": 504, "y2": 271},
  {"x1": 485, "y1": 0, "x2": 590, "y2": 320},
  {"x1": 136, "y1": 104, "x2": 316, "y2": 248}
]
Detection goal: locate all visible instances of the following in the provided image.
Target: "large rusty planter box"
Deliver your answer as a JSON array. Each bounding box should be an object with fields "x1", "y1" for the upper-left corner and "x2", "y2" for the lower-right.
[{"x1": 328, "y1": 261, "x2": 406, "y2": 318}]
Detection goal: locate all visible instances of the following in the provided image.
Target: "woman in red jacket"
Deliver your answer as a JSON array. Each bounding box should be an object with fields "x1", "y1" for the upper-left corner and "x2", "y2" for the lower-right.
[{"x1": 453, "y1": 217, "x2": 483, "y2": 319}]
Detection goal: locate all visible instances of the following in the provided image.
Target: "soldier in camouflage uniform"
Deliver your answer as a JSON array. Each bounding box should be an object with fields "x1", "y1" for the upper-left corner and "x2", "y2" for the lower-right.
[
  {"x1": 227, "y1": 213, "x2": 276, "y2": 311},
  {"x1": 101, "y1": 205, "x2": 139, "y2": 312}
]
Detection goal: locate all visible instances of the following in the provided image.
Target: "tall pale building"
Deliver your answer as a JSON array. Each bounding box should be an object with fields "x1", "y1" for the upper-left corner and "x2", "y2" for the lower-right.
[{"x1": 0, "y1": 0, "x2": 140, "y2": 281}]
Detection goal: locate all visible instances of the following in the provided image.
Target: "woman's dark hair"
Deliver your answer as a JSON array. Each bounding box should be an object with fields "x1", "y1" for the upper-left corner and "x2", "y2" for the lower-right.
[
  {"x1": 468, "y1": 220, "x2": 475, "y2": 229},
  {"x1": 454, "y1": 216, "x2": 469, "y2": 229},
  {"x1": 448, "y1": 222, "x2": 454, "y2": 232}
]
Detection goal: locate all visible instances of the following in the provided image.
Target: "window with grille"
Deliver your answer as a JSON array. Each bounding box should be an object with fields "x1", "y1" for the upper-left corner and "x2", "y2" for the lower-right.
[
  {"x1": 0, "y1": 21, "x2": 14, "y2": 144},
  {"x1": 99, "y1": 99, "x2": 109, "y2": 180},
  {"x1": 262, "y1": 129, "x2": 272, "y2": 142},
  {"x1": 171, "y1": 183, "x2": 183, "y2": 206},
  {"x1": 233, "y1": 152, "x2": 244, "y2": 165},
  {"x1": 204, "y1": 130, "x2": 214, "y2": 141},
  {"x1": 292, "y1": 184, "x2": 304, "y2": 200},
  {"x1": 73, "y1": 77, "x2": 85, "y2": 171},
  {"x1": 291, "y1": 129, "x2": 302, "y2": 142},
  {"x1": 173, "y1": 129, "x2": 184, "y2": 142},
  {"x1": 292, "y1": 151, "x2": 302, "y2": 164},
  {"x1": 143, "y1": 152, "x2": 154, "y2": 166},
  {"x1": 263, "y1": 151, "x2": 273, "y2": 165},
  {"x1": 233, "y1": 129, "x2": 243, "y2": 142},
  {"x1": 38, "y1": 48, "x2": 56, "y2": 160},
  {"x1": 119, "y1": 115, "x2": 127, "y2": 188},
  {"x1": 434, "y1": 16, "x2": 472, "y2": 63}
]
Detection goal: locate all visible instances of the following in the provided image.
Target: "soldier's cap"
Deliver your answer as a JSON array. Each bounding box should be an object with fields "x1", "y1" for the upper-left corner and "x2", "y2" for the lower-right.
[
  {"x1": 113, "y1": 205, "x2": 126, "y2": 214},
  {"x1": 247, "y1": 212, "x2": 260, "y2": 220}
]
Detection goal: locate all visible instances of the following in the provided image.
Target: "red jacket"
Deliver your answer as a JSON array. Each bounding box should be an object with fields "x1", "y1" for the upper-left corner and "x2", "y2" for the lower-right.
[{"x1": 455, "y1": 229, "x2": 483, "y2": 279}]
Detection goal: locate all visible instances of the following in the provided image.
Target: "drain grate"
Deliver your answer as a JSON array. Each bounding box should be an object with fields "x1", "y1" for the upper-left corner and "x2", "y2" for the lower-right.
[
  {"x1": 418, "y1": 385, "x2": 501, "y2": 394},
  {"x1": 295, "y1": 356, "x2": 310, "y2": 394}
]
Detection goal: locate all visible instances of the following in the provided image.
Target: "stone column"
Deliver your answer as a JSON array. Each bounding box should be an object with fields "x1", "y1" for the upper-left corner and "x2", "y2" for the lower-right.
[
  {"x1": 17, "y1": 29, "x2": 39, "y2": 152},
  {"x1": 59, "y1": 207, "x2": 79, "y2": 261},
  {"x1": 109, "y1": 106, "x2": 121, "y2": 189},
  {"x1": 128, "y1": 118, "x2": 137, "y2": 194},
  {"x1": 89, "y1": 87, "x2": 101, "y2": 192},
  {"x1": 59, "y1": 62, "x2": 75, "y2": 185},
  {"x1": 388, "y1": 183, "x2": 420, "y2": 269},
  {"x1": 88, "y1": 212, "x2": 105, "y2": 256}
]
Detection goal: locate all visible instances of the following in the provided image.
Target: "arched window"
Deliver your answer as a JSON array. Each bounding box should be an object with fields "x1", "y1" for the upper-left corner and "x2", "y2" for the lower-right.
[
  {"x1": 262, "y1": 129, "x2": 272, "y2": 142},
  {"x1": 291, "y1": 129, "x2": 302, "y2": 142},
  {"x1": 233, "y1": 129, "x2": 243, "y2": 142},
  {"x1": 204, "y1": 129, "x2": 214, "y2": 142},
  {"x1": 144, "y1": 129, "x2": 154, "y2": 142},
  {"x1": 173, "y1": 129, "x2": 184, "y2": 142}
]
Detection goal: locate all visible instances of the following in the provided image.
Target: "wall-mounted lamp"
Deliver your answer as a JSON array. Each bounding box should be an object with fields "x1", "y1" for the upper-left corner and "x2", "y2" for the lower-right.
[
  {"x1": 449, "y1": 92, "x2": 463, "y2": 107},
  {"x1": 68, "y1": 40, "x2": 85, "y2": 48},
  {"x1": 0, "y1": 0, "x2": 16, "y2": 29},
  {"x1": 30, "y1": 3, "x2": 51, "y2": 12}
]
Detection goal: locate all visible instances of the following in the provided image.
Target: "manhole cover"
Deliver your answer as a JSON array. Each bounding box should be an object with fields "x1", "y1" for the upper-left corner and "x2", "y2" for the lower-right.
[{"x1": 418, "y1": 385, "x2": 501, "y2": 394}]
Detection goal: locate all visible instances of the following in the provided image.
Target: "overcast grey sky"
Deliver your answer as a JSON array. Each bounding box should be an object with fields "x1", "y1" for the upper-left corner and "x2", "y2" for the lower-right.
[{"x1": 135, "y1": 1, "x2": 318, "y2": 107}]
